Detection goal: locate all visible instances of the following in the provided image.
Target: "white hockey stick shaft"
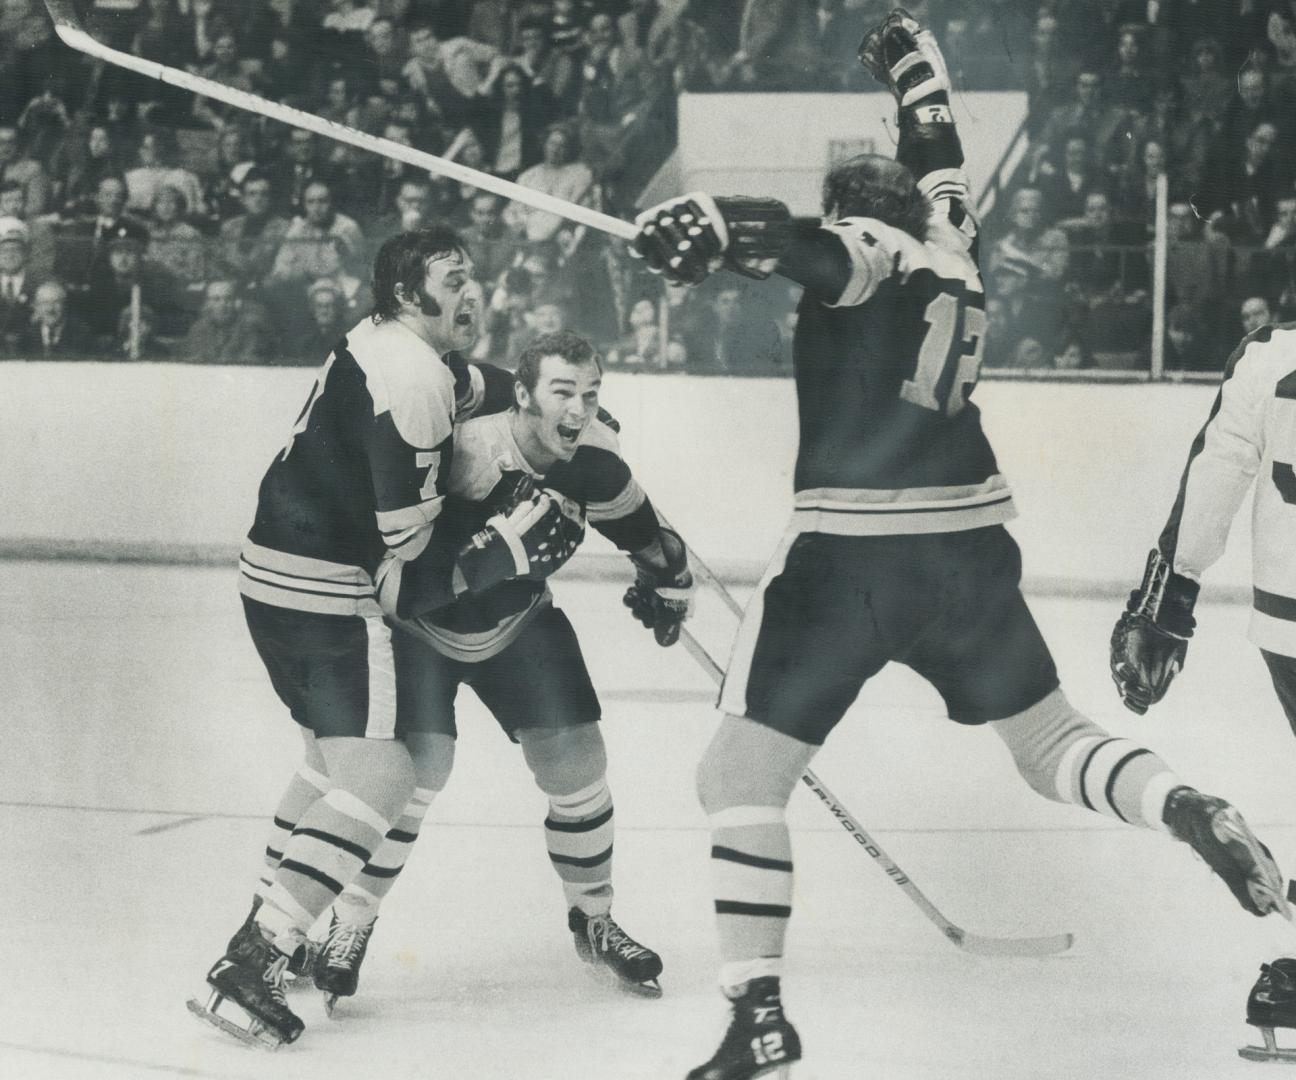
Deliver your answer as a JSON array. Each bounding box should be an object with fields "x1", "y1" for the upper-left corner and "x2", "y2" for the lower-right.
[
  {"x1": 42, "y1": 0, "x2": 638, "y2": 242},
  {"x1": 678, "y1": 630, "x2": 1073, "y2": 957}
]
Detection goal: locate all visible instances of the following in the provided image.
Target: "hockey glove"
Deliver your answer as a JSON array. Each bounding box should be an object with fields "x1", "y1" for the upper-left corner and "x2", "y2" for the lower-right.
[
  {"x1": 1110, "y1": 548, "x2": 1199, "y2": 715},
  {"x1": 858, "y1": 8, "x2": 951, "y2": 109},
  {"x1": 456, "y1": 491, "x2": 576, "y2": 594},
  {"x1": 623, "y1": 528, "x2": 693, "y2": 646},
  {"x1": 631, "y1": 193, "x2": 794, "y2": 285}
]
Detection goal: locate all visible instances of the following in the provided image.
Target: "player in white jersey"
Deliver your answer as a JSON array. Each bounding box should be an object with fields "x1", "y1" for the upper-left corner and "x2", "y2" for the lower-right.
[
  {"x1": 634, "y1": 12, "x2": 1290, "y2": 1079},
  {"x1": 306, "y1": 331, "x2": 690, "y2": 1008},
  {"x1": 1111, "y1": 321, "x2": 1296, "y2": 1061}
]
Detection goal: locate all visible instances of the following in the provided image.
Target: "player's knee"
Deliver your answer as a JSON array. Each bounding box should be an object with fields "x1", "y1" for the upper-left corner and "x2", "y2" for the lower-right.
[
  {"x1": 696, "y1": 715, "x2": 810, "y2": 814},
  {"x1": 317, "y1": 735, "x2": 417, "y2": 822},
  {"x1": 990, "y1": 688, "x2": 1105, "y2": 801},
  {"x1": 404, "y1": 731, "x2": 456, "y2": 793},
  {"x1": 518, "y1": 722, "x2": 608, "y2": 796}
]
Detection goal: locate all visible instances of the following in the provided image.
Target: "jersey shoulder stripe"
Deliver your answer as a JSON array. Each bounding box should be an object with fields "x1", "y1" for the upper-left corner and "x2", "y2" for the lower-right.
[{"x1": 346, "y1": 317, "x2": 456, "y2": 450}]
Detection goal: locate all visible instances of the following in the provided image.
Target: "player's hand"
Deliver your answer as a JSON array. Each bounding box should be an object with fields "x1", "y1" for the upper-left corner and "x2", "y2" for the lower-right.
[
  {"x1": 1109, "y1": 548, "x2": 1198, "y2": 714},
  {"x1": 456, "y1": 491, "x2": 572, "y2": 593},
  {"x1": 528, "y1": 487, "x2": 585, "y2": 579},
  {"x1": 858, "y1": 8, "x2": 950, "y2": 107},
  {"x1": 630, "y1": 192, "x2": 729, "y2": 286},
  {"x1": 624, "y1": 528, "x2": 693, "y2": 646}
]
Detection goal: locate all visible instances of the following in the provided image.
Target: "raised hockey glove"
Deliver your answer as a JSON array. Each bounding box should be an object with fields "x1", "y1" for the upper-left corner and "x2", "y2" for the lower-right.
[
  {"x1": 623, "y1": 527, "x2": 693, "y2": 646},
  {"x1": 455, "y1": 490, "x2": 576, "y2": 594},
  {"x1": 1109, "y1": 548, "x2": 1200, "y2": 715},
  {"x1": 630, "y1": 193, "x2": 795, "y2": 284},
  {"x1": 858, "y1": 8, "x2": 951, "y2": 109}
]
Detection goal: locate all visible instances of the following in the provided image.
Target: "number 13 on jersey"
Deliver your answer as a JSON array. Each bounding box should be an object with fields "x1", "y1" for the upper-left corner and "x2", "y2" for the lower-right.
[{"x1": 900, "y1": 292, "x2": 987, "y2": 418}]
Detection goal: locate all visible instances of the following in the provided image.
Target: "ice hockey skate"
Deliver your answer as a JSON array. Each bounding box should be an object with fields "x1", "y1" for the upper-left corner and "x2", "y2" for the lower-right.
[
  {"x1": 1162, "y1": 787, "x2": 1289, "y2": 917},
  {"x1": 228, "y1": 897, "x2": 317, "y2": 982},
  {"x1": 687, "y1": 976, "x2": 801, "y2": 1080},
  {"x1": 1240, "y1": 958, "x2": 1296, "y2": 1062},
  {"x1": 568, "y1": 907, "x2": 663, "y2": 998},
  {"x1": 314, "y1": 912, "x2": 377, "y2": 1016},
  {"x1": 186, "y1": 920, "x2": 306, "y2": 1049}
]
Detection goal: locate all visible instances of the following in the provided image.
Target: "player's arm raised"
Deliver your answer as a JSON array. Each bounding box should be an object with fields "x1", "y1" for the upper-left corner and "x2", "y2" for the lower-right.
[{"x1": 1111, "y1": 333, "x2": 1268, "y2": 713}]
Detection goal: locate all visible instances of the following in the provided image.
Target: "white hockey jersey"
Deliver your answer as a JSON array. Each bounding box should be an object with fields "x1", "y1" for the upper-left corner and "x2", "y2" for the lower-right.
[{"x1": 1161, "y1": 324, "x2": 1296, "y2": 656}]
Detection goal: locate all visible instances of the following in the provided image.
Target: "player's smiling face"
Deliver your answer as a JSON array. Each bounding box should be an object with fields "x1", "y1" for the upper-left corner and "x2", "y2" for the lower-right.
[
  {"x1": 515, "y1": 355, "x2": 601, "y2": 466},
  {"x1": 420, "y1": 250, "x2": 479, "y2": 352}
]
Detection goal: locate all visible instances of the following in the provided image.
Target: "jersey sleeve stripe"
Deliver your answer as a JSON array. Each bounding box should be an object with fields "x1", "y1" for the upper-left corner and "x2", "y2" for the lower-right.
[
  {"x1": 1255, "y1": 587, "x2": 1296, "y2": 622},
  {"x1": 375, "y1": 498, "x2": 442, "y2": 534},
  {"x1": 586, "y1": 478, "x2": 646, "y2": 522}
]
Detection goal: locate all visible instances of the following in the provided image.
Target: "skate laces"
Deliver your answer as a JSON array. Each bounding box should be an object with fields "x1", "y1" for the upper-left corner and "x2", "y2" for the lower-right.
[
  {"x1": 586, "y1": 915, "x2": 648, "y2": 961},
  {"x1": 324, "y1": 919, "x2": 372, "y2": 969},
  {"x1": 263, "y1": 953, "x2": 291, "y2": 1008}
]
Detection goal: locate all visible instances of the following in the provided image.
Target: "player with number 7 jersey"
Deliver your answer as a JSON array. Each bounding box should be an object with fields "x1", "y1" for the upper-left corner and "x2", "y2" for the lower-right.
[{"x1": 631, "y1": 10, "x2": 1288, "y2": 1078}]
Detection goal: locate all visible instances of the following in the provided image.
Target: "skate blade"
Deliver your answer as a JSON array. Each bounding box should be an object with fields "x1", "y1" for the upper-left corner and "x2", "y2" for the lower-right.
[
  {"x1": 323, "y1": 992, "x2": 339, "y2": 1018},
  {"x1": 1240, "y1": 1026, "x2": 1296, "y2": 1063},
  {"x1": 186, "y1": 993, "x2": 283, "y2": 1051},
  {"x1": 582, "y1": 963, "x2": 663, "y2": 999}
]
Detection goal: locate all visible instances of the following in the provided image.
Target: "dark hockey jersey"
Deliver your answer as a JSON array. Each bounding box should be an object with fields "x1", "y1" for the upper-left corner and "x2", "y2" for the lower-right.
[
  {"x1": 395, "y1": 410, "x2": 658, "y2": 661},
  {"x1": 238, "y1": 316, "x2": 503, "y2": 617},
  {"x1": 779, "y1": 169, "x2": 1016, "y2": 536}
]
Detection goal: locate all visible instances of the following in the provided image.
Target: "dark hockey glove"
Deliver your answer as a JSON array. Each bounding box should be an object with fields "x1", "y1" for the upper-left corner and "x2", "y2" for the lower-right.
[
  {"x1": 630, "y1": 193, "x2": 794, "y2": 285},
  {"x1": 1109, "y1": 548, "x2": 1200, "y2": 715},
  {"x1": 456, "y1": 490, "x2": 574, "y2": 594},
  {"x1": 623, "y1": 528, "x2": 693, "y2": 646},
  {"x1": 858, "y1": 8, "x2": 951, "y2": 108}
]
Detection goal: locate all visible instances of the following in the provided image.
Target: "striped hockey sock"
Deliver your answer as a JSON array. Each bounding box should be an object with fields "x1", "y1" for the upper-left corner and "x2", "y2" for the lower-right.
[
  {"x1": 545, "y1": 778, "x2": 614, "y2": 916},
  {"x1": 255, "y1": 789, "x2": 390, "y2": 939},
  {"x1": 709, "y1": 805, "x2": 793, "y2": 989},
  {"x1": 1056, "y1": 734, "x2": 1179, "y2": 831},
  {"x1": 333, "y1": 787, "x2": 437, "y2": 922},
  {"x1": 256, "y1": 764, "x2": 332, "y2": 901}
]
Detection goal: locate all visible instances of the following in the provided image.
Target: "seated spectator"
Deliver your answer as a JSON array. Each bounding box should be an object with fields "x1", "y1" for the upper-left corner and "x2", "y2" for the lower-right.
[
  {"x1": 682, "y1": 280, "x2": 784, "y2": 374},
  {"x1": 985, "y1": 260, "x2": 1066, "y2": 365},
  {"x1": 147, "y1": 185, "x2": 206, "y2": 287},
  {"x1": 1241, "y1": 294, "x2": 1274, "y2": 337},
  {"x1": 513, "y1": 16, "x2": 579, "y2": 114},
  {"x1": 202, "y1": 124, "x2": 259, "y2": 226},
  {"x1": 364, "y1": 16, "x2": 408, "y2": 85},
  {"x1": 192, "y1": 28, "x2": 270, "y2": 129},
  {"x1": 1113, "y1": 139, "x2": 1167, "y2": 231},
  {"x1": 474, "y1": 62, "x2": 551, "y2": 181},
  {"x1": 124, "y1": 129, "x2": 205, "y2": 222},
  {"x1": 16, "y1": 281, "x2": 94, "y2": 359},
  {"x1": 404, "y1": 19, "x2": 502, "y2": 130},
  {"x1": 273, "y1": 129, "x2": 332, "y2": 216},
  {"x1": 0, "y1": 215, "x2": 40, "y2": 352},
  {"x1": 269, "y1": 180, "x2": 364, "y2": 285},
  {"x1": 80, "y1": 230, "x2": 187, "y2": 345},
  {"x1": 477, "y1": 264, "x2": 535, "y2": 365},
  {"x1": 459, "y1": 191, "x2": 514, "y2": 284},
  {"x1": 180, "y1": 276, "x2": 275, "y2": 363},
  {"x1": 529, "y1": 298, "x2": 569, "y2": 336},
  {"x1": 1181, "y1": 37, "x2": 1232, "y2": 130},
  {"x1": 0, "y1": 181, "x2": 23, "y2": 220},
  {"x1": 219, "y1": 168, "x2": 291, "y2": 287},
  {"x1": 1034, "y1": 136, "x2": 1102, "y2": 224},
  {"x1": 1198, "y1": 120, "x2": 1286, "y2": 244},
  {"x1": 607, "y1": 295, "x2": 673, "y2": 369},
  {"x1": 1108, "y1": 27, "x2": 1154, "y2": 116},
  {"x1": 295, "y1": 277, "x2": 350, "y2": 360},
  {"x1": 1061, "y1": 190, "x2": 1151, "y2": 357},
  {"x1": 51, "y1": 175, "x2": 151, "y2": 287},
  {"x1": 369, "y1": 176, "x2": 435, "y2": 247},
  {"x1": 1219, "y1": 67, "x2": 1285, "y2": 165},
  {"x1": 509, "y1": 123, "x2": 595, "y2": 242},
  {"x1": 987, "y1": 187, "x2": 1068, "y2": 282},
  {"x1": 576, "y1": 13, "x2": 650, "y2": 176},
  {"x1": 1165, "y1": 199, "x2": 1232, "y2": 310},
  {"x1": 1034, "y1": 71, "x2": 1120, "y2": 170},
  {"x1": 1052, "y1": 336, "x2": 1092, "y2": 371},
  {"x1": 113, "y1": 302, "x2": 170, "y2": 360},
  {"x1": 1164, "y1": 303, "x2": 1214, "y2": 372},
  {"x1": 54, "y1": 123, "x2": 123, "y2": 217},
  {"x1": 0, "y1": 123, "x2": 49, "y2": 218}
]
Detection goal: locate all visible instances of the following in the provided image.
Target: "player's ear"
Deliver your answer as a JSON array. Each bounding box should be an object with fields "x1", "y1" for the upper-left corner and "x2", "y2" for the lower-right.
[{"x1": 513, "y1": 379, "x2": 529, "y2": 410}]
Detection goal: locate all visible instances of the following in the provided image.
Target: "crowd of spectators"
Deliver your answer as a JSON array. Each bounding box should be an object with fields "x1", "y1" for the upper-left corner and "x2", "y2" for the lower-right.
[
  {"x1": 984, "y1": 0, "x2": 1296, "y2": 372},
  {"x1": 1, "y1": 0, "x2": 1290, "y2": 375}
]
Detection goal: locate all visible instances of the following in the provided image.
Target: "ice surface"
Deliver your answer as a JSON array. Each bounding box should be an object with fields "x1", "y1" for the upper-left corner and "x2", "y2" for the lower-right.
[{"x1": 4, "y1": 562, "x2": 1296, "y2": 1079}]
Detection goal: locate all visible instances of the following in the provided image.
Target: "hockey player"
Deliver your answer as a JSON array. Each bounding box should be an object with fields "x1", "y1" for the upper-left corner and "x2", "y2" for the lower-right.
[
  {"x1": 190, "y1": 226, "x2": 576, "y2": 1049},
  {"x1": 1110, "y1": 320, "x2": 1296, "y2": 1061},
  {"x1": 630, "y1": 11, "x2": 1290, "y2": 1080},
  {"x1": 307, "y1": 329, "x2": 690, "y2": 1009}
]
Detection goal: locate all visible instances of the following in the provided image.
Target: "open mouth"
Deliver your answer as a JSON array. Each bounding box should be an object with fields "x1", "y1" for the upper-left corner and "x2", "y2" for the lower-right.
[
  {"x1": 454, "y1": 312, "x2": 474, "y2": 327},
  {"x1": 557, "y1": 423, "x2": 581, "y2": 443}
]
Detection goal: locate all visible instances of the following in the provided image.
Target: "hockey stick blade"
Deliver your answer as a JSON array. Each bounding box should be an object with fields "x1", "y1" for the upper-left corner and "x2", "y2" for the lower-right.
[
  {"x1": 41, "y1": 0, "x2": 637, "y2": 242},
  {"x1": 678, "y1": 628, "x2": 1075, "y2": 958}
]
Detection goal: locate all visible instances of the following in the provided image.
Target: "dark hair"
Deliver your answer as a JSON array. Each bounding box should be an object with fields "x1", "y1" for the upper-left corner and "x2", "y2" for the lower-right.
[
  {"x1": 515, "y1": 330, "x2": 600, "y2": 394},
  {"x1": 240, "y1": 166, "x2": 272, "y2": 191},
  {"x1": 822, "y1": 154, "x2": 929, "y2": 241},
  {"x1": 371, "y1": 225, "x2": 467, "y2": 323}
]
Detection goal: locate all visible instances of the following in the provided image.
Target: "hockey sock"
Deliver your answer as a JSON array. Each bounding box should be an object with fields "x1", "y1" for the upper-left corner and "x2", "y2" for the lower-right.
[
  {"x1": 708, "y1": 805, "x2": 793, "y2": 989},
  {"x1": 256, "y1": 764, "x2": 332, "y2": 901},
  {"x1": 992, "y1": 688, "x2": 1180, "y2": 831},
  {"x1": 545, "y1": 777, "x2": 614, "y2": 916},
  {"x1": 255, "y1": 788, "x2": 390, "y2": 940},
  {"x1": 333, "y1": 786, "x2": 437, "y2": 922}
]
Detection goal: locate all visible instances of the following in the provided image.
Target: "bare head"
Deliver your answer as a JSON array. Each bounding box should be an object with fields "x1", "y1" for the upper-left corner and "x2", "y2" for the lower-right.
[
  {"x1": 821, "y1": 154, "x2": 929, "y2": 240},
  {"x1": 371, "y1": 225, "x2": 480, "y2": 352},
  {"x1": 512, "y1": 330, "x2": 603, "y2": 468}
]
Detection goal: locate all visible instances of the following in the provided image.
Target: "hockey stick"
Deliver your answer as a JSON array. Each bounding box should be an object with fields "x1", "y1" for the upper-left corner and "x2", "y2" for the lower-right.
[
  {"x1": 41, "y1": 0, "x2": 638, "y2": 242},
  {"x1": 678, "y1": 628, "x2": 1074, "y2": 957}
]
